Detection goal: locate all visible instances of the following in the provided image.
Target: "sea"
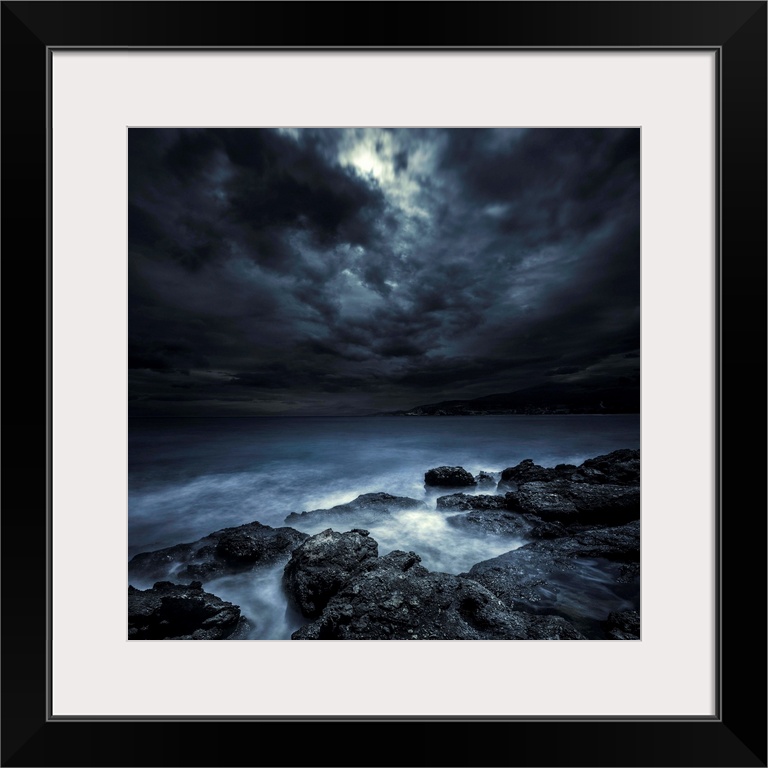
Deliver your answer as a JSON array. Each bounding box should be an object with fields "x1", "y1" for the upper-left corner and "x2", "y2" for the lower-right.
[{"x1": 129, "y1": 414, "x2": 640, "y2": 639}]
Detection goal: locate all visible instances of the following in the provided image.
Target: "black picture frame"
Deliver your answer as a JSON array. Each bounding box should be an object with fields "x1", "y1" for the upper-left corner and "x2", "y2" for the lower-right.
[{"x1": 3, "y1": 2, "x2": 765, "y2": 766}]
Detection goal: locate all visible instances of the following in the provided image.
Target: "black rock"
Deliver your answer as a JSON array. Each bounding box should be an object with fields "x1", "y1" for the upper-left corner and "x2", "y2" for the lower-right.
[
  {"x1": 128, "y1": 542, "x2": 195, "y2": 579},
  {"x1": 604, "y1": 609, "x2": 640, "y2": 640},
  {"x1": 424, "y1": 466, "x2": 477, "y2": 488},
  {"x1": 436, "y1": 493, "x2": 506, "y2": 511},
  {"x1": 528, "y1": 520, "x2": 569, "y2": 539},
  {"x1": 576, "y1": 449, "x2": 640, "y2": 485},
  {"x1": 292, "y1": 550, "x2": 584, "y2": 640},
  {"x1": 616, "y1": 562, "x2": 641, "y2": 583},
  {"x1": 128, "y1": 581, "x2": 249, "y2": 640},
  {"x1": 497, "y1": 449, "x2": 640, "y2": 491},
  {"x1": 446, "y1": 510, "x2": 534, "y2": 538},
  {"x1": 527, "y1": 520, "x2": 640, "y2": 561},
  {"x1": 497, "y1": 459, "x2": 573, "y2": 491},
  {"x1": 285, "y1": 492, "x2": 427, "y2": 527},
  {"x1": 474, "y1": 471, "x2": 497, "y2": 489},
  {"x1": 504, "y1": 481, "x2": 640, "y2": 524},
  {"x1": 282, "y1": 528, "x2": 379, "y2": 618},
  {"x1": 463, "y1": 521, "x2": 640, "y2": 637},
  {"x1": 129, "y1": 521, "x2": 308, "y2": 583}
]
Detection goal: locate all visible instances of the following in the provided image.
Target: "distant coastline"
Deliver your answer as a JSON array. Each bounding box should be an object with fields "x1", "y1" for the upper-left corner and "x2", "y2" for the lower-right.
[{"x1": 376, "y1": 383, "x2": 640, "y2": 417}]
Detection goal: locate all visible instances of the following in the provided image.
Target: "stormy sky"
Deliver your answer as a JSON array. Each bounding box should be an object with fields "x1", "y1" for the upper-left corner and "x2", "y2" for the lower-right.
[{"x1": 129, "y1": 128, "x2": 639, "y2": 416}]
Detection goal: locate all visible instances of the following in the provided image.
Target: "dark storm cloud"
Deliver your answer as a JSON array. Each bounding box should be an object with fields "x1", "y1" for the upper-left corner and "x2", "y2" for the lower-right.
[
  {"x1": 375, "y1": 340, "x2": 425, "y2": 359},
  {"x1": 394, "y1": 354, "x2": 556, "y2": 390},
  {"x1": 228, "y1": 372, "x2": 292, "y2": 390},
  {"x1": 439, "y1": 128, "x2": 639, "y2": 249},
  {"x1": 393, "y1": 149, "x2": 409, "y2": 174},
  {"x1": 148, "y1": 394, "x2": 255, "y2": 403},
  {"x1": 129, "y1": 128, "x2": 640, "y2": 415},
  {"x1": 130, "y1": 128, "x2": 385, "y2": 273}
]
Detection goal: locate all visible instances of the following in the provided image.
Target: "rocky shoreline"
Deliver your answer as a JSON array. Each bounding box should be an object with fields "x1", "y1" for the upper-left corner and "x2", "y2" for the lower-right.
[{"x1": 128, "y1": 449, "x2": 640, "y2": 640}]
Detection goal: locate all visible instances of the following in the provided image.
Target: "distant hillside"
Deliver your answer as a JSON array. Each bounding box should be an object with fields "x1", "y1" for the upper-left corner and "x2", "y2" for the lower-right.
[{"x1": 381, "y1": 382, "x2": 640, "y2": 416}]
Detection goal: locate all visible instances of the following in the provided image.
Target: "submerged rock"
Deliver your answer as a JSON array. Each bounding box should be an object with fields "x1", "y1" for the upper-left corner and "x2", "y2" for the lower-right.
[
  {"x1": 129, "y1": 521, "x2": 308, "y2": 583},
  {"x1": 424, "y1": 466, "x2": 477, "y2": 488},
  {"x1": 526, "y1": 520, "x2": 640, "y2": 561},
  {"x1": 474, "y1": 471, "x2": 498, "y2": 489},
  {"x1": 436, "y1": 493, "x2": 506, "y2": 511},
  {"x1": 128, "y1": 581, "x2": 249, "y2": 640},
  {"x1": 285, "y1": 492, "x2": 427, "y2": 527},
  {"x1": 463, "y1": 521, "x2": 640, "y2": 637},
  {"x1": 283, "y1": 528, "x2": 378, "y2": 618},
  {"x1": 437, "y1": 492, "x2": 532, "y2": 539},
  {"x1": 292, "y1": 550, "x2": 584, "y2": 640},
  {"x1": 446, "y1": 510, "x2": 534, "y2": 538}
]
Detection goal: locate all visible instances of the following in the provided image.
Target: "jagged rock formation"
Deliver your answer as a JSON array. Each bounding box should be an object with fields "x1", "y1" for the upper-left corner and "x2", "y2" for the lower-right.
[
  {"x1": 128, "y1": 581, "x2": 249, "y2": 640},
  {"x1": 129, "y1": 521, "x2": 308, "y2": 583},
  {"x1": 283, "y1": 528, "x2": 378, "y2": 618},
  {"x1": 291, "y1": 549, "x2": 584, "y2": 640},
  {"x1": 424, "y1": 466, "x2": 477, "y2": 488},
  {"x1": 285, "y1": 492, "x2": 426, "y2": 527}
]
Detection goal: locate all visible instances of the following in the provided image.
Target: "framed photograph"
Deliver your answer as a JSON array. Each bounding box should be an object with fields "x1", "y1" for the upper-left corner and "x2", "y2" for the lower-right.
[{"x1": 4, "y1": 2, "x2": 765, "y2": 765}]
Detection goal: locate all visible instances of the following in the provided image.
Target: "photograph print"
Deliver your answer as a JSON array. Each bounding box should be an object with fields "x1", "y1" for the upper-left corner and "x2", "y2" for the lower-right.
[{"x1": 128, "y1": 127, "x2": 640, "y2": 641}]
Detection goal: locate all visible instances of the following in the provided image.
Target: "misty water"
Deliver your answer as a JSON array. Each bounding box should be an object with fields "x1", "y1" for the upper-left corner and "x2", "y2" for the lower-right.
[{"x1": 129, "y1": 414, "x2": 640, "y2": 639}]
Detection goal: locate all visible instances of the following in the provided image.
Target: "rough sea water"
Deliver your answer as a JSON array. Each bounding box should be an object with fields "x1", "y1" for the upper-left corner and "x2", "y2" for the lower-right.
[{"x1": 129, "y1": 414, "x2": 640, "y2": 639}]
